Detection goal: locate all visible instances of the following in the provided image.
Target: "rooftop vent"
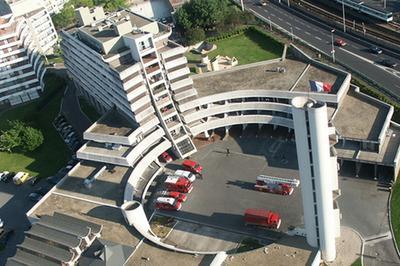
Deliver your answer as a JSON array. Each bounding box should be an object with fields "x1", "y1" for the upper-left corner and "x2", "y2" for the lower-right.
[
  {"x1": 116, "y1": 11, "x2": 121, "y2": 16},
  {"x1": 125, "y1": 15, "x2": 130, "y2": 21},
  {"x1": 91, "y1": 22, "x2": 96, "y2": 27},
  {"x1": 97, "y1": 25, "x2": 103, "y2": 32}
]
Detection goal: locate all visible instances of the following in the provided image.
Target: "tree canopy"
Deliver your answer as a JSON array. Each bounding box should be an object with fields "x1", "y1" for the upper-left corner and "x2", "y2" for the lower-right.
[
  {"x1": 52, "y1": 0, "x2": 127, "y2": 29},
  {"x1": 0, "y1": 120, "x2": 44, "y2": 152}
]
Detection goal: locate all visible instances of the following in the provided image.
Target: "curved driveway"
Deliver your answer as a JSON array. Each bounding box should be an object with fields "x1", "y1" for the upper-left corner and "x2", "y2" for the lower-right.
[{"x1": 244, "y1": 0, "x2": 400, "y2": 100}]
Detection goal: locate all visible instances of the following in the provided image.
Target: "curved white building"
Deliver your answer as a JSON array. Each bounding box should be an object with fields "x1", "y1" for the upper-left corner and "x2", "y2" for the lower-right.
[{"x1": 60, "y1": 7, "x2": 400, "y2": 263}]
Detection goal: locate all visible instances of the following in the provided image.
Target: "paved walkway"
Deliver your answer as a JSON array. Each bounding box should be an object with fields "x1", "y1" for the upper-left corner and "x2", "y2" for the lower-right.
[
  {"x1": 61, "y1": 80, "x2": 91, "y2": 137},
  {"x1": 330, "y1": 227, "x2": 362, "y2": 266}
]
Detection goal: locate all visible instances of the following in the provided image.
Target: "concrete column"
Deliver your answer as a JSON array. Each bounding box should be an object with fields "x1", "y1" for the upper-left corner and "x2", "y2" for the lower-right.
[
  {"x1": 204, "y1": 130, "x2": 210, "y2": 138},
  {"x1": 242, "y1": 124, "x2": 247, "y2": 131},
  {"x1": 374, "y1": 164, "x2": 378, "y2": 180},
  {"x1": 273, "y1": 124, "x2": 278, "y2": 130},
  {"x1": 355, "y1": 162, "x2": 361, "y2": 178},
  {"x1": 258, "y1": 124, "x2": 263, "y2": 130}
]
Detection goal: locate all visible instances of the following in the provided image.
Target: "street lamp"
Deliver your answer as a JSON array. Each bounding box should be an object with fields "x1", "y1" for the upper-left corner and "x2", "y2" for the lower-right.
[
  {"x1": 268, "y1": 16, "x2": 272, "y2": 31},
  {"x1": 342, "y1": 0, "x2": 346, "y2": 32},
  {"x1": 331, "y1": 29, "x2": 335, "y2": 63},
  {"x1": 288, "y1": 0, "x2": 290, "y2": 8},
  {"x1": 290, "y1": 27, "x2": 294, "y2": 42},
  {"x1": 240, "y1": 0, "x2": 244, "y2": 11}
]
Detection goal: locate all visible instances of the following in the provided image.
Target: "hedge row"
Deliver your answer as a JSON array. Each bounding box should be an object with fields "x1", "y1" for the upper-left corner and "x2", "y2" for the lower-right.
[
  {"x1": 207, "y1": 26, "x2": 249, "y2": 42},
  {"x1": 352, "y1": 78, "x2": 400, "y2": 123}
]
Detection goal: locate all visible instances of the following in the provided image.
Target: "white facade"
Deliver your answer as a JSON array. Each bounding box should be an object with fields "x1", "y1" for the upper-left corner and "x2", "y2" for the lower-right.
[
  {"x1": 0, "y1": 1, "x2": 57, "y2": 106},
  {"x1": 291, "y1": 97, "x2": 340, "y2": 262},
  {"x1": 62, "y1": 7, "x2": 197, "y2": 160}
]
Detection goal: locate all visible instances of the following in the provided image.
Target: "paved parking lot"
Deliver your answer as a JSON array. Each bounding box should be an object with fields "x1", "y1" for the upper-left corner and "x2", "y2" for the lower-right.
[
  {"x1": 0, "y1": 180, "x2": 40, "y2": 265},
  {"x1": 161, "y1": 137, "x2": 303, "y2": 239}
]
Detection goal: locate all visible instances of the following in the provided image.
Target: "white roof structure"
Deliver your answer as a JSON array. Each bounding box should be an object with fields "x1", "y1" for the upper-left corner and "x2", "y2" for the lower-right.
[
  {"x1": 257, "y1": 175, "x2": 300, "y2": 187},
  {"x1": 156, "y1": 197, "x2": 175, "y2": 205}
]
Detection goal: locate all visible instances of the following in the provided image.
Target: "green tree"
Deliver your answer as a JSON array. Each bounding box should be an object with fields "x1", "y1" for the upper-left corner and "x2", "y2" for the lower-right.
[
  {"x1": 0, "y1": 129, "x2": 20, "y2": 152},
  {"x1": 185, "y1": 27, "x2": 206, "y2": 45},
  {"x1": 187, "y1": 0, "x2": 227, "y2": 29},
  {"x1": 94, "y1": 0, "x2": 127, "y2": 11},
  {"x1": 20, "y1": 127, "x2": 44, "y2": 152},
  {"x1": 175, "y1": 6, "x2": 192, "y2": 31},
  {"x1": 52, "y1": 5, "x2": 76, "y2": 29}
]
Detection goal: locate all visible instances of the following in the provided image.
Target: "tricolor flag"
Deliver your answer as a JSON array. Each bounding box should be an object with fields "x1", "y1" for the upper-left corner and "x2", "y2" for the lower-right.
[{"x1": 309, "y1": 80, "x2": 332, "y2": 93}]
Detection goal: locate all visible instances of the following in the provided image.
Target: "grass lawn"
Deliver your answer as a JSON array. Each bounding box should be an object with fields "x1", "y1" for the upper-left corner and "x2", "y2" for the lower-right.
[
  {"x1": 391, "y1": 181, "x2": 400, "y2": 249},
  {"x1": 78, "y1": 97, "x2": 101, "y2": 122},
  {"x1": 351, "y1": 257, "x2": 362, "y2": 266},
  {"x1": 0, "y1": 74, "x2": 70, "y2": 177},
  {"x1": 185, "y1": 28, "x2": 283, "y2": 66}
]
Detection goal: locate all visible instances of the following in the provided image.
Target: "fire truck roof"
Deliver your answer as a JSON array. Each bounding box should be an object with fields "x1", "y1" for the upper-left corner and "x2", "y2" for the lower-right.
[{"x1": 156, "y1": 197, "x2": 176, "y2": 205}]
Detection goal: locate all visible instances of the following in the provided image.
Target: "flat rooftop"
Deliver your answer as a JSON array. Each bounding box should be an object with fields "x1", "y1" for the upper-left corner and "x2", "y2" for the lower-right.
[
  {"x1": 336, "y1": 124, "x2": 400, "y2": 165},
  {"x1": 90, "y1": 110, "x2": 137, "y2": 136},
  {"x1": 226, "y1": 235, "x2": 318, "y2": 266},
  {"x1": 32, "y1": 193, "x2": 141, "y2": 248},
  {"x1": 55, "y1": 161, "x2": 132, "y2": 206},
  {"x1": 80, "y1": 10, "x2": 162, "y2": 43},
  {"x1": 192, "y1": 59, "x2": 342, "y2": 97},
  {"x1": 333, "y1": 89, "x2": 391, "y2": 141},
  {"x1": 82, "y1": 141, "x2": 132, "y2": 157}
]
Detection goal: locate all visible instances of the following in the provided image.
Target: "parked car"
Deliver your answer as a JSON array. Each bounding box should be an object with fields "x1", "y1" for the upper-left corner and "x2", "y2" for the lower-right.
[
  {"x1": 2, "y1": 172, "x2": 14, "y2": 183},
  {"x1": 334, "y1": 38, "x2": 347, "y2": 47},
  {"x1": 46, "y1": 175, "x2": 61, "y2": 185},
  {"x1": 381, "y1": 59, "x2": 398, "y2": 68},
  {"x1": 161, "y1": 191, "x2": 187, "y2": 202},
  {"x1": 13, "y1": 172, "x2": 30, "y2": 185},
  {"x1": 30, "y1": 176, "x2": 40, "y2": 186},
  {"x1": 182, "y1": 160, "x2": 203, "y2": 175},
  {"x1": 155, "y1": 197, "x2": 182, "y2": 211},
  {"x1": 0, "y1": 171, "x2": 9, "y2": 181},
  {"x1": 159, "y1": 151, "x2": 173, "y2": 163},
  {"x1": 28, "y1": 192, "x2": 43, "y2": 202},
  {"x1": 370, "y1": 46, "x2": 382, "y2": 54}
]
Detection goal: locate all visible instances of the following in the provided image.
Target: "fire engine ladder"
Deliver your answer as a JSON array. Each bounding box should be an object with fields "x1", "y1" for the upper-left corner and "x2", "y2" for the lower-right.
[{"x1": 257, "y1": 175, "x2": 300, "y2": 187}]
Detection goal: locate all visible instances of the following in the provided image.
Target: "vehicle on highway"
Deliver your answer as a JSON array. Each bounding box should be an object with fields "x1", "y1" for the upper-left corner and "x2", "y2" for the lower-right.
[
  {"x1": 1, "y1": 172, "x2": 14, "y2": 183},
  {"x1": 0, "y1": 218, "x2": 3, "y2": 228},
  {"x1": 334, "y1": 38, "x2": 346, "y2": 47},
  {"x1": 370, "y1": 46, "x2": 383, "y2": 54},
  {"x1": 182, "y1": 160, "x2": 203, "y2": 175},
  {"x1": 155, "y1": 197, "x2": 182, "y2": 211},
  {"x1": 259, "y1": 0, "x2": 267, "y2": 6},
  {"x1": 13, "y1": 172, "x2": 30, "y2": 185},
  {"x1": 159, "y1": 151, "x2": 173, "y2": 163},
  {"x1": 28, "y1": 192, "x2": 43, "y2": 202},
  {"x1": 244, "y1": 208, "x2": 281, "y2": 229},
  {"x1": 160, "y1": 191, "x2": 187, "y2": 202},
  {"x1": 165, "y1": 176, "x2": 193, "y2": 193},
  {"x1": 381, "y1": 59, "x2": 398, "y2": 68},
  {"x1": 174, "y1": 169, "x2": 196, "y2": 183}
]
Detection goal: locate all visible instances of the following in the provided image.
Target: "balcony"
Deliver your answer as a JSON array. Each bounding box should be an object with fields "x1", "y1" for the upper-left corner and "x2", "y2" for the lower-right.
[
  {"x1": 164, "y1": 57, "x2": 187, "y2": 70},
  {"x1": 167, "y1": 67, "x2": 190, "y2": 82},
  {"x1": 170, "y1": 77, "x2": 193, "y2": 91}
]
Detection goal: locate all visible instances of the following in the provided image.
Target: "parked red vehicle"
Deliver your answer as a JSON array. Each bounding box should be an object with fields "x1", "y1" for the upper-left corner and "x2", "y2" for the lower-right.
[
  {"x1": 182, "y1": 160, "x2": 203, "y2": 174},
  {"x1": 255, "y1": 175, "x2": 300, "y2": 195},
  {"x1": 165, "y1": 176, "x2": 193, "y2": 193},
  {"x1": 161, "y1": 191, "x2": 187, "y2": 202},
  {"x1": 155, "y1": 197, "x2": 182, "y2": 211},
  {"x1": 159, "y1": 151, "x2": 173, "y2": 163},
  {"x1": 244, "y1": 209, "x2": 281, "y2": 229}
]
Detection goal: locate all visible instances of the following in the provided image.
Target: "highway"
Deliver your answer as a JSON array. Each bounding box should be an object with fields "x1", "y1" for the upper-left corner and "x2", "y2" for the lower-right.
[{"x1": 244, "y1": 1, "x2": 400, "y2": 100}]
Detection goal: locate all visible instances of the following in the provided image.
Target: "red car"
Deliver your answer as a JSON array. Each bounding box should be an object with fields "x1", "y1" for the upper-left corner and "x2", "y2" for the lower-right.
[
  {"x1": 155, "y1": 197, "x2": 182, "y2": 211},
  {"x1": 159, "y1": 151, "x2": 172, "y2": 163},
  {"x1": 182, "y1": 160, "x2": 203, "y2": 174},
  {"x1": 334, "y1": 38, "x2": 346, "y2": 47},
  {"x1": 161, "y1": 191, "x2": 187, "y2": 202}
]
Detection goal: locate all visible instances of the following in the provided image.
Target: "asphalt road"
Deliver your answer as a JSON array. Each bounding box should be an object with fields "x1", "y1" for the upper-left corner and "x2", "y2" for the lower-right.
[{"x1": 245, "y1": 0, "x2": 400, "y2": 100}]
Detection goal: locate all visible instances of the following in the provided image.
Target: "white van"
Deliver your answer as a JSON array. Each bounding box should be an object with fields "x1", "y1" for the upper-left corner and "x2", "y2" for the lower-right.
[{"x1": 174, "y1": 169, "x2": 196, "y2": 182}]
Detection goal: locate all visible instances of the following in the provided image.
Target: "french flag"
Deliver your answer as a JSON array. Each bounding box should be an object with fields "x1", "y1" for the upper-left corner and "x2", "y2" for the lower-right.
[{"x1": 309, "y1": 80, "x2": 332, "y2": 93}]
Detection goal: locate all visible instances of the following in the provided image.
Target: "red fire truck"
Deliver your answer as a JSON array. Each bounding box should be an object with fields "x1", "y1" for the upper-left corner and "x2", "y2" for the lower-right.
[
  {"x1": 155, "y1": 197, "x2": 182, "y2": 211},
  {"x1": 164, "y1": 176, "x2": 193, "y2": 193},
  {"x1": 244, "y1": 208, "x2": 281, "y2": 229},
  {"x1": 255, "y1": 175, "x2": 300, "y2": 195},
  {"x1": 160, "y1": 191, "x2": 187, "y2": 202},
  {"x1": 182, "y1": 160, "x2": 203, "y2": 175}
]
